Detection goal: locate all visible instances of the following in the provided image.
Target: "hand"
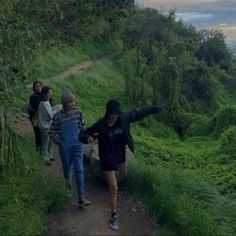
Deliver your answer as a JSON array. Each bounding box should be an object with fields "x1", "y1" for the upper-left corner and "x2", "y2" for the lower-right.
[{"x1": 87, "y1": 136, "x2": 94, "y2": 144}]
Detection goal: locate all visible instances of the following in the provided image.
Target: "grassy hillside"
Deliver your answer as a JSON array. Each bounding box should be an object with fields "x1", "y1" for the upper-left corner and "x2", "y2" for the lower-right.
[
  {"x1": 1, "y1": 1, "x2": 235, "y2": 235},
  {"x1": 1, "y1": 43, "x2": 235, "y2": 235},
  {"x1": 32, "y1": 47, "x2": 235, "y2": 235}
]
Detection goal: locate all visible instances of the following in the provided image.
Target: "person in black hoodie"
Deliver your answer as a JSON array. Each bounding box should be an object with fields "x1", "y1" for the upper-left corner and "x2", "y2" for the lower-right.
[
  {"x1": 28, "y1": 81, "x2": 43, "y2": 152},
  {"x1": 80, "y1": 99, "x2": 161, "y2": 231}
]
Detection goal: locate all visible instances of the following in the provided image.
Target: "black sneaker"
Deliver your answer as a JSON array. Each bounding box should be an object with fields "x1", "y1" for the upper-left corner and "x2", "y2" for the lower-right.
[
  {"x1": 108, "y1": 212, "x2": 119, "y2": 231},
  {"x1": 78, "y1": 198, "x2": 91, "y2": 207}
]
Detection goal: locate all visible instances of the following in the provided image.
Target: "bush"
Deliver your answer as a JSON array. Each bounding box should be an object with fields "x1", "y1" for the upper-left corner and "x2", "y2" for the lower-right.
[
  {"x1": 212, "y1": 106, "x2": 236, "y2": 136},
  {"x1": 220, "y1": 126, "x2": 236, "y2": 159},
  {"x1": 184, "y1": 114, "x2": 212, "y2": 137}
]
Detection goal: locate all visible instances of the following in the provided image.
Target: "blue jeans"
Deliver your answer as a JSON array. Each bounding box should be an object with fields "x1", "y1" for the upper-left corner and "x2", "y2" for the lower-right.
[
  {"x1": 59, "y1": 144, "x2": 84, "y2": 199},
  {"x1": 58, "y1": 110, "x2": 85, "y2": 201}
]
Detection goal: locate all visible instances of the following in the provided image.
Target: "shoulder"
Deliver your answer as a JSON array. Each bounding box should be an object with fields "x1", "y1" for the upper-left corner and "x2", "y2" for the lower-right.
[
  {"x1": 73, "y1": 108, "x2": 84, "y2": 118},
  {"x1": 74, "y1": 107, "x2": 82, "y2": 114}
]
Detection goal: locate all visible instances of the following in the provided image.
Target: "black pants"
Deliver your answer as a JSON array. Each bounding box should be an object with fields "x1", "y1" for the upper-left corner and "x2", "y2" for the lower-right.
[{"x1": 33, "y1": 126, "x2": 41, "y2": 151}]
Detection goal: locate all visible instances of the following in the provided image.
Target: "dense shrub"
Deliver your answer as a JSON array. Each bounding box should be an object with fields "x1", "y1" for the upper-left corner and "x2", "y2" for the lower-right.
[
  {"x1": 212, "y1": 106, "x2": 236, "y2": 136},
  {"x1": 184, "y1": 114, "x2": 212, "y2": 137},
  {"x1": 220, "y1": 126, "x2": 236, "y2": 159}
]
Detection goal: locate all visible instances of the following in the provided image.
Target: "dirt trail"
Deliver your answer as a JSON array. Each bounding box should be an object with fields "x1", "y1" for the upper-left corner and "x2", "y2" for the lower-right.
[
  {"x1": 26, "y1": 51, "x2": 121, "y2": 89},
  {"x1": 17, "y1": 54, "x2": 159, "y2": 235}
]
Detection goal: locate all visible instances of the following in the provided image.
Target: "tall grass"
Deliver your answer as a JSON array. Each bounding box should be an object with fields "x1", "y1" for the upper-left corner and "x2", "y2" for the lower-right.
[
  {"x1": 0, "y1": 138, "x2": 67, "y2": 236},
  {"x1": 33, "y1": 40, "x2": 123, "y2": 83},
  {"x1": 126, "y1": 160, "x2": 236, "y2": 236}
]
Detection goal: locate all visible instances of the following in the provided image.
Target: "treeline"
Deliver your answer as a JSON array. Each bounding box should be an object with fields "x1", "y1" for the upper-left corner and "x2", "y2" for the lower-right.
[
  {"x1": 1, "y1": 0, "x2": 236, "y2": 171},
  {"x1": 0, "y1": 0, "x2": 134, "y2": 180},
  {"x1": 118, "y1": 8, "x2": 236, "y2": 136},
  {"x1": 0, "y1": 0, "x2": 134, "y2": 98}
]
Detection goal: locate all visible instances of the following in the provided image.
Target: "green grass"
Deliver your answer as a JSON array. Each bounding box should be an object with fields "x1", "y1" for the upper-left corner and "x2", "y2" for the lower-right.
[
  {"x1": 126, "y1": 160, "x2": 236, "y2": 236},
  {"x1": 0, "y1": 137, "x2": 67, "y2": 236},
  {"x1": 48, "y1": 60, "x2": 125, "y2": 124},
  {"x1": 45, "y1": 50, "x2": 236, "y2": 235},
  {"x1": 6, "y1": 44, "x2": 235, "y2": 236}
]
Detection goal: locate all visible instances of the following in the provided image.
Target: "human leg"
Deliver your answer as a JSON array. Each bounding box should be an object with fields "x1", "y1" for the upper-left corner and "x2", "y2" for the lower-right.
[
  {"x1": 118, "y1": 161, "x2": 127, "y2": 178},
  {"x1": 104, "y1": 170, "x2": 118, "y2": 214},
  {"x1": 39, "y1": 128, "x2": 51, "y2": 164},
  {"x1": 73, "y1": 145, "x2": 90, "y2": 206},
  {"x1": 104, "y1": 170, "x2": 119, "y2": 230},
  {"x1": 33, "y1": 126, "x2": 41, "y2": 152},
  {"x1": 59, "y1": 146, "x2": 73, "y2": 187}
]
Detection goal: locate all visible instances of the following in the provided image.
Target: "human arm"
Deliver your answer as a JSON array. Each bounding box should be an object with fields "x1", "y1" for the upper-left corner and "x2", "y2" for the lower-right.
[
  {"x1": 43, "y1": 101, "x2": 54, "y2": 120},
  {"x1": 125, "y1": 106, "x2": 162, "y2": 123},
  {"x1": 79, "y1": 120, "x2": 100, "y2": 144},
  {"x1": 48, "y1": 114, "x2": 61, "y2": 145}
]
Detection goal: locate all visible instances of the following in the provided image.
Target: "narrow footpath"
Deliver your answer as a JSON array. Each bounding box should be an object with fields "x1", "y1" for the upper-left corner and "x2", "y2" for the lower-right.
[{"x1": 17, "y1": 53, "x2": 159, "y2": 235}]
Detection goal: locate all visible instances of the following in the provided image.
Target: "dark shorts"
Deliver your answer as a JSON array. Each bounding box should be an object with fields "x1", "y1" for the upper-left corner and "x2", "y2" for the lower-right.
[{"x1": 100, "y1": 156, "x2": 126, "y2": 171}]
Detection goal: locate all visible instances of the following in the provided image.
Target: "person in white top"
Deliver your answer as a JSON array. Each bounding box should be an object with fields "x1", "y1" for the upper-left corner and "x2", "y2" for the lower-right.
[{"x1": 38, "y1": 86, "x2": 59, "y2": 165}]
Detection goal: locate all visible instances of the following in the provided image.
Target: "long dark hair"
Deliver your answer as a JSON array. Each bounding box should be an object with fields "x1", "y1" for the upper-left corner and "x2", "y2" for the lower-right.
[{"x1": 40, "y1": 86, "x2": 51, "y2": 101}]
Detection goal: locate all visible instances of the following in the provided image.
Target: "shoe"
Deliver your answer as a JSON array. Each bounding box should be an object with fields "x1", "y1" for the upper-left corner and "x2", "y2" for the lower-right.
[
  {"x1": 44, "y1": 160, "x2": 52, "y2": 166},
  {"x1": 78, "y1": 198, "x2": 91, "y2": 207},
  {"x1": 108, "y1": 212, "x2": 119, "y2": 231}
]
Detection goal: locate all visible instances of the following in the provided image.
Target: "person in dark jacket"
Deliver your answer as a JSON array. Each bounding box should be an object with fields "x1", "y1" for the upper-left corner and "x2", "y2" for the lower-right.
[
  {"x1": 80, "y1": 99, "x2": 161, "y2": 231},
  {"x1": 28, "y1": 81, "x2": 43, "y2": 153}
]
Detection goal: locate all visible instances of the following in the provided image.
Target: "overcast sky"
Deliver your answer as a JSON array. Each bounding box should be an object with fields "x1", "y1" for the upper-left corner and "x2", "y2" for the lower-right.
[{"x1": 135, "y1": 0, "x2": 236, "y2": 44}]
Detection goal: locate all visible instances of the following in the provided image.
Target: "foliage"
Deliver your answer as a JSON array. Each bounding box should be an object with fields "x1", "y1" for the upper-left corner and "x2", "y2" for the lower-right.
[
  {"x1": 196, "y1": 30, "x2": 232, "y2": 68},
  {"x1": 184, "y1": 114, "x2": 212, "y2": 137},
  {"x1": 220, "y1": 126, "x2": 236, "y2": 159},
  {"x1": 1, "y1": 1, "x2": 236, "y2": 235},
  {"x1": 212, "y1": 105, "x2": 236, "y2": 136},
  {"x1": 126, "y1": 160, "x2": 236, "y2": 236},
  {"x1": 0, "y1": 107, "x2": 23, "y2": 180},
  {"x1": 0, "y1": 138, "x2": 67, "y2": 236}
]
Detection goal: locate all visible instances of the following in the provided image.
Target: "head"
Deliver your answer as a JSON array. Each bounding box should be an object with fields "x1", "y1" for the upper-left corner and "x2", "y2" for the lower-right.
[
  {"x1": 41, "y1": 86, "x2": 52, "y2": 101},
  {"x1": 33, "y1": 81, "x2": 43, "y2": 93},
  {"x1": 61, "y1": 91, "x2": 75, "y2": 111},
  {"x1": 105, "y1": 99, "x2": 121, "y2": 124}
]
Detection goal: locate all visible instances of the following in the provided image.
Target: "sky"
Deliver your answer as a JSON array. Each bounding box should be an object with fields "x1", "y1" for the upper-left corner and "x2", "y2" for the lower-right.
[{"x1": 135, "y1": 0, "x2": 236, "y2": 44}]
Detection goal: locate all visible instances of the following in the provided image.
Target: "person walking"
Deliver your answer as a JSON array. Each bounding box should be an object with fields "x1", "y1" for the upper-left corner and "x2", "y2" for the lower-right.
[
  {"x1": 80, "y1": 99, "x2": 162, "y2": 231},
  {"x1": 28, "y1": 81, "x2": 43, "y2": 153},
  {"x1": 37, "y1": 86, "x2": 55, "y2": 165},
  {"x1": 49, "y1": 91, "x2": 91, "y2": 207}
]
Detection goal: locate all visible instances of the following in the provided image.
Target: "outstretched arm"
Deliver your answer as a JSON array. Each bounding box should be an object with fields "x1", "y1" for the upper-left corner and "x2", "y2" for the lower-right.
[{"x1": 125, "y1": 106, "x2": 162, "y2": 123}]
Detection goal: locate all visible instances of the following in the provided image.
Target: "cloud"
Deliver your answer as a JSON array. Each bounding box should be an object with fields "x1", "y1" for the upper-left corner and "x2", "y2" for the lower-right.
[
  {"x1": 214, "y1": 24, "x2": 236, "y2": 42},
  {"x1": 136, "y1": 0, "x2": 219, "y2": 9},
  {"x1": 175, "y1": 12, "x2": 213, "y2": 22},
  {"x1": 135, "y1": 0, "x2": 236, "y2": 43}
]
